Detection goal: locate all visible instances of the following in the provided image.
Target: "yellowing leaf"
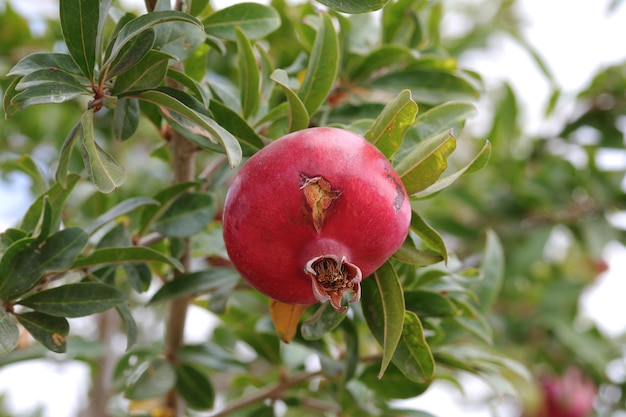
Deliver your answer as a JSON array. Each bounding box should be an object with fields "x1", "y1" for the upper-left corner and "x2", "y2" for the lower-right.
[{"x1": 269, "y1": 299, "x2": 310, "y2": 343}]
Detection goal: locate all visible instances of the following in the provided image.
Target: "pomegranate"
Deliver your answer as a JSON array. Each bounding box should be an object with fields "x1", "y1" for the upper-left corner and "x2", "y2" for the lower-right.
[
  {"x1": 222, "y1": 127, "x2": 411, "y2": 312},
  {"x1": 536, "y1": 368, "x2": 596, "y2": 417}
]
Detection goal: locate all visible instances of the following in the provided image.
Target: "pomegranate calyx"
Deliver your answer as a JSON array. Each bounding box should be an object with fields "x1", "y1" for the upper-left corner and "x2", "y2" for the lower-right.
[
  {"x1": 305, "y1": 254, "x2": 362, "y2": 313},
  {"x1": 300, "y1": 174, "x2": 342, "y2": 233}
]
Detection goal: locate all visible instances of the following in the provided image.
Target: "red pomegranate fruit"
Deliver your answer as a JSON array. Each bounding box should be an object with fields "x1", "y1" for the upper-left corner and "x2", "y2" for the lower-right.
[{"x1": 222, "y1": 127, "x2": 411, "y2": 312}]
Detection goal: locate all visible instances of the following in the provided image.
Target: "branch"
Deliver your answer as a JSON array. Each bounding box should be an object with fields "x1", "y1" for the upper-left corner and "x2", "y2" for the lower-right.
[{"x1": 209, "y1": 371, "x2": 324, "y2": 417}]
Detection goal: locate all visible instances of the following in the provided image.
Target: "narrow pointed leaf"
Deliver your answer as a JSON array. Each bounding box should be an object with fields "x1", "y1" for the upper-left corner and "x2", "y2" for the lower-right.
[
  {"x1": 175, "y1": 364, "x2": 215, "y2": 410},
  {"x1": 395, "y1": 130, "x2": 456, "y2": 196},
  {"x1": 113, "y1": 97, "x2": 141, "y2": 140},
  {"x1": 106, "y1": 11, "x2": 202, "y2": 69},
  {"x1": 392, "y1": 311, "x2": 435, "y2": 382},
  {"x1": 10, "y1": 82, "x2": 89, "y2": 111},
  {"x1": 236, "y1": 26, "x2": 260, "y2": 119},
  {"x1": 350, "y1": 45, "x2": 416, "y2": 82},
  {"x1": 0, "y1": 309, "x2": 19, "y2": 357},
  {"x1": 152, "y1": 192, "x2": 215, "y2": 237},
  {"x1": 413, "y1": 140, "x2": 491, "y2": 198},
  {"x1": 410, "y1": 209, "x2": 448, "y2": 263},
  {"x1": 112, "y1": 50, "x2": 170, "y2": 94},
  {"x1": 135, "y1": 89, "x2": 242, "y2": 167},
  {"x1": 413, "y1": 101, "x2": 477, "y2": 142},
  {"x1": 208, "y1": 99, "x2": 264, "y2": 155},
  {"x1": 361, "y1": 261, "x2": 405, "y2": 378},
  {"x1": 87, "y1": 197, "x2": 159, "y2": 235},
  {"x1": 365, "y1": 89, "x2": 418, "y2": 159},
  {"x1": 56, "y1": 121, "x2": 81, "y2": 187},
  {"x1": 139, "y1": 181, "x2": 199, "y2": 236},
  {"x1": 392, "y1": 239, "x2": 443, "y2": 266},
  {"x1": 298, "y1": 13, "x2": 339, "y2": 116},
  {"x1": 270, "y1": 69, "x2": 309, "y2": 132},
  {"x1": 60, "y1": 0, "x2": 99, "y2": 79},
  {"x1": 148, "y1": 268, "x2": 239, "y2": 305},
  {"x1": 116, "y1": 303, "x2": 138, "y2": 350},
  {"x1": 470, "y1": 230, "x2": 504, "y2": 312},
  {"x1": 204, "y1": 3, "x2": 281, "y2": 41},
  {"x1": 72, "y1": 246, "x2": 183, "y2": 271},
  {"x1": 0, "y1": 228, "x2": 89, "y2": 299},
  {"x1": 16, "y1": 312, "x2": 69, "y2": 353},
  {"x1": 18, "y1": 283, "x2": 125, "y2": 318},
  {"x1": 7, "y1": 52, "x2": 82, "y2": 77},
  {"x1": 79, "y1": 109, "x2": 127, "y2": 193},
  {"x1": 105, "y1": 28, "x2": 156, "y2": 79},
  {"x1": 21, "y1": 175, "x2": 80, "y2": 234},
  {"x1": 315, "y1": 0, "x2": 390, "y2": 13}
]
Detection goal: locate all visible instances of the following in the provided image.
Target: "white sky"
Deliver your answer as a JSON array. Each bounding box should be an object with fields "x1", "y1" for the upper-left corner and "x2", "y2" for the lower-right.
[{"x1": 1, "y1": 0, "x2": 626, "y2": 416}]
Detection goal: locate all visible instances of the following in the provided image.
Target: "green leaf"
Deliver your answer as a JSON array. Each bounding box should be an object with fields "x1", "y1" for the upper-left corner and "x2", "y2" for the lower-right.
[
  {"x1": 113, "y1": 98, "x2": 141, "y2": 140},
  {"x1": 395, "y1": 130, "x2": 456, "y2": 196},
  {"x1": 361, "y1": 362, "x2": 429, "y2": 400},
  {"x1": 0, "y1": 228, "x2": 89, "y2": 300},
  {"x1": 105, "y1": 11, "x2": 202, "y2": 70},
  {"x1": 365, "y1": 89, "x2": 418, "y2": 159},
  {"x1": 298, "y1": 13, "x2": 339, "y2": 116},
  {"x1": 412, "y1": 140, "x2": 491, "y2": 198},
  {"x1": 9, "y1": 79, "x2": 89, "y2": 111},
  {"x1": 269, "y1": 69, "x2": 310, "y2": 133},
  {"x1": 452, "y1": 298, "x2": 493, "y2": 344},
  {"x1": 361, "y1": 261, "x2": 405, "y2": 379},
  {"x1": 467, "y1": 230, "x2": 504, "y2": 312},
  {"x1": 134, "y1": 89, "x2": 242, "y2": 167},
  {"x1": 392, "y1": 239, "x2": 443, "y2": 266},
  {"x1": 236, "y1": 26, "x2": 260, "y2": 119},
  {"x1": 148, "y1": 268, "x2": 239, "y2": 305},
  {"x1": 79, "y1": 109, "x2": 127, "y2": 193},
  {"x1": 371, "y1": 69, "x2": 479, "y2": 106},
  {"x1": 0, "y1": 309, "x2": 19, "y2": 357},
  {"x1": 153, "y1": 21, "x2": 206, "y2": 61},
  {"x1": 124, "y1": 263, "x2": 152, "y2": 293},
  {"x1": 409, "y1": 209, "x2": 448, "y2": 263},
  {"x1": 404, "y1": 290, "x2": 458, "y2": 318},
  {"x1": 412, "y1": 101, "x2": 476, "y2": 144},
  {"x1": 60, "y1": 0, "x2": 99, "y2": 79},
  {"x1": 301, "y1": 302, "x2": 346, "y2": 340},
  {"x1": 208, "y1": 99, "x2": 264, "y2": 155},
  {"x1": 315, "y1": 0, "x2": 390, "y2": 13},
  {"x1": 56, "y1": 122, "x2": 81, "y2": 187},
  {"x1": 115, "y1": 303, "x2": 138, "y2": 351},
  {"x1": 204, "y1": 3, "x2": 281, "y2": 41},
  {"x1": 105, "y1": 28, "x2": 156, "y2": 79},
  {"x1": 18, "y1": 283, "x2": 125, "y2": 318},
  {"x1": 175, "y1": 363, "x2": 215, "y2": 410},
  {"x1": 16, "y1": 312, "x2": 69, "y2": 353},
  {"x1": 21, "y1": 175, "x2": 80, "y2": 234},
  {"x1": 113, "y1": 50, "x2": 170, "y2": 94},
  {"x1": 392, "y1": 311, "x2": 435, "y2": 382},
  {"x1": 126, "y1": 357, "x2": 176, "y2": 399},
  {"x1": 6, "y1": 52, "x2": 83, "y2": 77},
  {"x1": 139, "y1": 182, "x2": 199, "y2": 236},
  {"x1": 349, "y1": 45, "x2": 416, "y2": 82},
  {"x1": 152, "y1": 192, "x2": 215, "y2": 237},
  {"x1": 167, "y1": 68, "x2": 211, "y2": 105},
  {"x1": 0, "y1": 154, "x2": 46, "y2": 194},
  {"x1": 87, "y1": 197, "x2": 159, "y2": 235},
  {"x1": 72, "y1": 246, "x2": 184, "y2": 272}
]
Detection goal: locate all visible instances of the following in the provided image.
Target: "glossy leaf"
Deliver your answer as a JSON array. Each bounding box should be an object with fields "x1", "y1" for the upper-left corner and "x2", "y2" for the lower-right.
[
  {"x1": 412, "y1": 140, "x2": 491, "y2": 198},
  {"x1": 236, "y1": 27, "x2": 260, "y2": 119},
  {"x1": 152, "y1": 192, "x2": 215, "y2": 237},
  {"x1": 126, "y1": 357, "x2": 176, "y2": 399},
  {"x1": 79, "y1": 109, "x2": 127, "y2": 193},
  {"x1": 371, "y1": 69, "x2": 479, "y2": 105},
  {"x1": 204, "y1": 3, "x2": 281, "y2": 41},
  {"x1": 113, "y1": 97, "x2": 141, "y2": 140},
  {"x1": 0, "y1": 228, "x2": 88, "y2": 299},
  {"x1": 9, "y1": 79, "x2": 89, "y2": 111},
  {"x1": 409, "y1": 209, "x2": 448, "y2": 263},
  {"x1": 349, "y1": 45, "x2": 416, "y2": 82},
  {"x1": 361, "y1": 363, "x2": 429, "y2": 400},
  {"x1": 105, "y1": 11, "x2": 202, "y2": 70},
  {"x1": 269, "y1": 69, "x2": 309, "y2": 132},
  {"x1": 105, "y1": 28, "x2": 156, "y2": 79},
  {"x1": 16, "y1": 312, "x2": 69, "y2": 353},
  {"x1": 60, "y1": 0, "x2": 99, "y2": 79},
  {"x1": 0, "y1": 309, "x2": 19, "y2": 357},
  {"x1": 365, "y1": 89, "x2": 418, "y2": 159},
  {"x1": 392, "y1": 239, "x2": 443, "y2": 266},
  {"x1": 72, "y1": 246, "x2": 183, "y2": 271},
  {"x1": 56, "y1": 122, "x2": 81, "y2": 187},
  {"x1": 153, "y1": 21, "x2": 206, "y2": 62},
  {"x1": 298, "y1": 13, "x2": 339, "y2": 116},
  {"x1": 113, "y1": 50, "x2": 170, "y2": 94},
  {"x1": 87, "y1": 197, "x2": 159, "y2": 235},
  {"x1": 361, "y1": 261, "x2": 405, "y2": 378},
  {"x1": 167, "y1": 68, "x2": 211, "y2": 105},
  {"x1": 404, "y1": 290, "x2": 458, "y2": 318},
  {"x1": 395, "y1": 130, "x2": 456, "y2": 196},
  {"x1": 134, "y1": 89, "x2": 242, "y2": 167},
  {"x1": 148, "y1": 268, "x2": 239, "y2": 305},
  {"x1": 315, "y1": 0, "x2": 390, "y2": 13},
  {"x1": 14, "y1": 67, "x2": 87, "y2": 92},
  {"x1": 175, "y1": 363, "x2": 215, "y2": 410},
  {"x1": 392, "y1": 311, "x2": 435, "y2": 382},
  {"x1": 208, "y1": 99, "x2": 264, "y2": 155},
  {"x1": 6, "y1": 52, "x2": 82, "y2": 77},
  {"x1": 301, "y1": 302, "x2": 347, "y2": 340},
  {"x1": 18, "y1": 283, "x2": 125, "y2": 318},
  {"x1": 21, "y1": 175, "x2": 80, "y2": 233}
]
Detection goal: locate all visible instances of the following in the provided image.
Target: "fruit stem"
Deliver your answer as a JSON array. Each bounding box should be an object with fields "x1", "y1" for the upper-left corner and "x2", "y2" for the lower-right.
[{"x1": 305, "y1": 255, "x2": 362, "y2": 313}]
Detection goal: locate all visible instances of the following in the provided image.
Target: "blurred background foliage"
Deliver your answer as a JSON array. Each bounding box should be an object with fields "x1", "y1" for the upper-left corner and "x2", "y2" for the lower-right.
[{"x1": 0, "y1": 0, "x2": 625, "y2": 416}]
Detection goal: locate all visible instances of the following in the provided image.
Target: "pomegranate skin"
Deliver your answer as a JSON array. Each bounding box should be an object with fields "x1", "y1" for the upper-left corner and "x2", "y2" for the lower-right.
[{"x1": 222, "y1": 127, "x2": 411, "y2": 308}]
